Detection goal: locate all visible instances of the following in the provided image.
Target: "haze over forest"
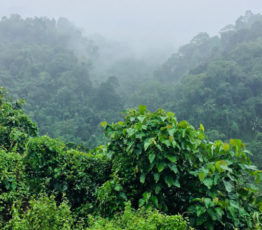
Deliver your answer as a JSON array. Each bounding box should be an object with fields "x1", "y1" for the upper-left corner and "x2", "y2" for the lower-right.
[
  {"x1": 1, "y1": 1, "x2": 262, "y2": 229},
  {"x1": 1, "y1": 0, "x2": 262, "y2": 55}
]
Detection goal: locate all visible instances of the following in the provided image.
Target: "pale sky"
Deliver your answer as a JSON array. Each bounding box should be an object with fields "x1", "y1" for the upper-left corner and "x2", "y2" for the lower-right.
[{"x1": 0, "y1": 0, "x2": 262, "y2": 54}]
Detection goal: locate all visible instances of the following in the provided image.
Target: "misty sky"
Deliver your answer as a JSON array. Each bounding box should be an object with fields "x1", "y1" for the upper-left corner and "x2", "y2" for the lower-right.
[{"x1": 1, "y1": 0, "x2": 262, "y2": 54}]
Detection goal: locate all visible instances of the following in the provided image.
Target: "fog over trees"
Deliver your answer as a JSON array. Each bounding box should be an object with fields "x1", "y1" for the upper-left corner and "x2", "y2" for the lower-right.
[{"x1": 0, "y1": 1, "x2": 262, "y2": 229}]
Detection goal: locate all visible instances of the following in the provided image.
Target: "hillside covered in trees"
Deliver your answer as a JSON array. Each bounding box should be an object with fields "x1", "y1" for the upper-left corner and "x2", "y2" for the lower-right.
[
  {"x1": 0, "y1": 10, "x2": 262, "y2": 229},
  {"x1": 0, "y1": 12, "x2": 262, "y2": 167},
  {"x1": 129, "y1": 11, "x2": 262, "y2": 168}
]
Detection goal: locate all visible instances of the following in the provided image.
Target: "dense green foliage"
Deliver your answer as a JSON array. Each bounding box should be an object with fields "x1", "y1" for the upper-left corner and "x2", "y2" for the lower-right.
[
  {"x1": 0, "y1": 90, "x2": 192, "y2": 229},
  {"x1": 1, "y1": 12, "x2": 262, "y2": 168},
  {"x1": 100, "y1": 105, "x2": 262, "y2": 229},
  {"x1": 24, "y1": 136, "x2": 111, "y2": 214},
  {"x1": 1, "y1": 10, "x2": 262, "y2": 230},
  {"x1": 87, "y1": 202, "x2": 191, "y2": 230},
  {"x1": 0, "y1": 15, "x2": 122, "y2": 147},
  {"x1": 5, "y1": 196, "x2": 74, "y2": 230},
  {"x1": 0, "y1": 87, "x2": 38, "y2": 153},
  {"x1": 129, "y1": 11, "x2": 262, "y2": 168},
  {"x1": 0, "y1": 150, "x2": 28, "y2": 226}
]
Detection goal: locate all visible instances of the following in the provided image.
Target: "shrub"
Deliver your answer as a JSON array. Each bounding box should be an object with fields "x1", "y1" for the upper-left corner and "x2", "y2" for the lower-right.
[
  {"x1": 24, "y1": 136, "x2": 111, "y2": 213},
  {"x1": 0, "y1": 150, "x2": 29, "y2": 227},
  {"x1": 5, "y1": 195, "x2": 74, "y2": 230},
  {"x1": 99, "y1": 105, "x2": 262, "y2": 229},
  {"x1": 0, "y1": 88, "x2": 38, "y2": 153},
  {"x1": 87, "y1": 202, "x2": 192, "y2": 230}
]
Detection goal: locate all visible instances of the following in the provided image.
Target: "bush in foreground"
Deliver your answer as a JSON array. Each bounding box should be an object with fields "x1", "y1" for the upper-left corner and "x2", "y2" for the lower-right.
[
  {"x1": 87, "y1": 202, "x2": 192, "y2": 230},
  {"x1": 99, "y1": 105, "x2": 262, "y2": 229}
]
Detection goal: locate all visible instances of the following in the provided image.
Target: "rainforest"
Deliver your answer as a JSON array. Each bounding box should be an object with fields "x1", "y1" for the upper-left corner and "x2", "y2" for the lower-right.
[{"x1": 0, "y1": 7, "x2": 262, "y2": 230}]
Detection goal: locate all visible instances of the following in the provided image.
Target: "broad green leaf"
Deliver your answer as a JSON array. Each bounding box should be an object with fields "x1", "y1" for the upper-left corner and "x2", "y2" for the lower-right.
[
  {"x1": 207, "y1": 208, "x2": 217, "y2": 221},
  {"x1": 204, "y1": 198, "x2": 212, "y2": 208},
  {"x1": 127, "y1": 128, "x2": 136, "y2": 137},
  {"x1": 168, "y1": 128, "x2": 176, "y2": 136},
  {"x1": 148, "y1": 153, "x2": 156, "y2": 163},
  {"x1": 174, "y1": 178, "x2": 180, "y2": 188},
  {"x1": 178, "y1": 120, "x2": 188, "y2": 128},
  {"x1": 138, "y1": 116, "x2": 146, "y2": 123},
  {"x1": 198, "y1": 171, "x2": 207, "y2": 182},
  {"x1": 151, "y1": 196, "x2": 159, "y2": 207},
  {"x1": 144, "y1": 139, "x2": 151, "y2": 151},
  {"x1": 162, "y1": 140, "x2": 171, "y2": 147},
  {"x1": 223, "y1": 180, "x2": 233, "y2": 193},
  {"x1": 203, "y1": 178, "x2": 213, "y2": 189},
  {"x1": 200, "y1": 124, "x2": 205, "y2": 132},
  {"x1": 139, "y1": 198, "x2": 145, "y2": 207},
  {"x1": 168, "y1": 164, "x2": 178, "y2": 173},
  {"x1": 140, "y1": 174, "x2": 146, "y2": 184},
  {"x1": 215, "y1": 160, "x2": 227, "y2": 171},
  {"x1": 120, "y1": 192, "x2": 127, "y2": 200},
  {"x1": 227, "y1": 206, "x2": 236, "y2": 218},
  {"x1": 160, "y1": 116, "x2": 167, "y2": 122},
  {"x1": 223, "y1": 143, "x2": 230, "y2": 151},
  {"x1": 154, "y1": 172, "x2": 160, "y2": 182},
  {"x1": 143, "y1": 191, "x2": 151, "y2": 201},
  {"x1": 139, "y1": 105, "x2": 147, "y2": 114},
  {"x1": 215, "y1": 207, "x2": 224, "y2": 218},
  {"x1": 167, "y1": 112, "x2": 174, "y2": 117},
  {"x1": 166, "y1": 154, "x2": 177, "y2": 163},
  {"x1": 157, "y1": 162, "x2": 166, "y2": 172},
  {"x1": 114, "y1": 184, "x2": 122, "y2": 191},
  {"x1": 164, "y1": 175, "x2": 175, "y2": 187},
  {"x1": 243, "y1": 164, "x2": 257, "y2": 170},
  {"x1": 196, "y1": 205, "x2": 206, "y2": 217}
]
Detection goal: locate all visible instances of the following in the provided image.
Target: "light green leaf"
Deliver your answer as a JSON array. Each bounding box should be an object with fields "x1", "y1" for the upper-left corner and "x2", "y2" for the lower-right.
[
  {"x1": 139, "y1": 105, "x2": 147, "y2": 114},
  {"x1": 138, "y1": 116, "x2": 146, "y2": 123},
  {"x1": 139, "y1": 198, "x2": 145, "y2": 207},
  {"x1": 162, "y1": 140, "x2": 171, "y2": 147},
  {"x1": 140, "y1": 174, "x2": 146, "y2": 184},
  {"x1": 114, "y1": 184, "x2": 122, "y2": 191},
  {"x1": 174, "y1": 178, "x2": 180, "y2": 188},
  {"x1": 198, "y1": 171, "x2": 207, "y2": 182},
  {"x1": 203, "y1": 178, "x2": 213, "y2": 189},
  {"x1": 168, "y1": 164, "x2": 178, "y2": 173},
  {"x1": 223, "y1": 143, "x2": 230, "y2": 151},
  {"x1": 148, "y1": 153, "x2": 156, "y2": 163},
  {"x1": 154, "y1": 173, "x2": 160, "y2": 182},
  {"x1": 204, "y1": 198, "x2": 212, "y2": 208},
  {"x1": 143, "y1": 191, "x2": 151, "y2": 201},
  {"x1": 144, "y1": 139, "x2": 151, "y2": 151},
  {"x1": 223, "y1": 180, "x2": 233, "y2": 193},
  {"x1": 166, "y1": 154, "x2": 177, "y2": 163},
  {"x1": 200, "y1": 124, "x2": 205, "y2": 132},
  {"x1": 157, "y1": 162, "x2": 166, "y2": 172},
  {"x1": 168, "y1": 128, "x2": 176, "y2": 136},
  {"x1": 196, "y1": 205, "x2": 206, "y2": 217}
]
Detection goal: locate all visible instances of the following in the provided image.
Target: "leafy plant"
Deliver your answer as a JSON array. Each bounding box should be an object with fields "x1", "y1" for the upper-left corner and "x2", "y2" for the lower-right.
[
  {"x1": 0, "y1": 150, "x2": 29, "y2": 227},
  {"x1": 87, "y1": 202, "x2": 192, "y2": 230},
  {"x1": 5, "y1": 195, "x2": 74, "y2": 230},
  {"x1": 100, "y1": 105, "x2": 262, "y2": 229},
  {"x1": 0, "y1": 87, "x2": 38, "y2": 153},
  {"x1": 24, "y1": 136, "x2": 111, "y2": 214}
]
